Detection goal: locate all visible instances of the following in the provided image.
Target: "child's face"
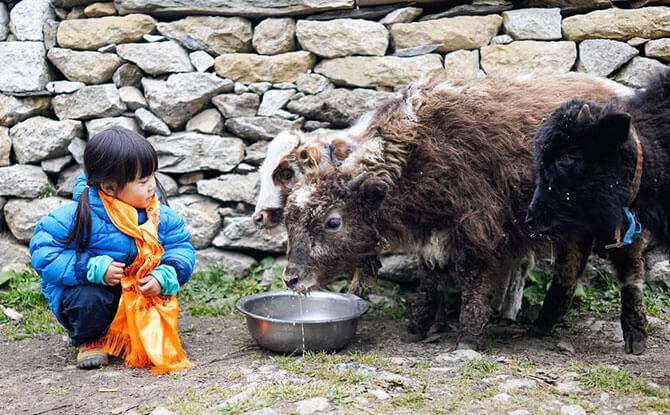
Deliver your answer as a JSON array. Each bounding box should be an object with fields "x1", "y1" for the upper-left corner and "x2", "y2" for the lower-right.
[{"x1": 114, "y1": 174, "x2": 157, "y2": 209}]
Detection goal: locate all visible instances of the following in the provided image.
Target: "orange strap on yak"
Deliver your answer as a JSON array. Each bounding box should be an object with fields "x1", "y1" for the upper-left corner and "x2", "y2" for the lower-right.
[{"x1": 99, "y1": 191, "x2": 191, "y2": 375}]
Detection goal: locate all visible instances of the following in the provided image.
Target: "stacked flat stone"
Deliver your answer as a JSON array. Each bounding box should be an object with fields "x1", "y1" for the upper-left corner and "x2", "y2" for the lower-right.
[{"x1": 0, "y1": 0, "x2": 668, "y2": 275}]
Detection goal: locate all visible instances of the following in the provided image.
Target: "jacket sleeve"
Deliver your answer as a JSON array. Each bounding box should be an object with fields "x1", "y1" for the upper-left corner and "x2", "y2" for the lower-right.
[
  {"x1": 29, "y1": 209, "x2": 90, "y2": 287},
  {"x1": 159, "y1": 205, "x2": 196, "y2": 286}
]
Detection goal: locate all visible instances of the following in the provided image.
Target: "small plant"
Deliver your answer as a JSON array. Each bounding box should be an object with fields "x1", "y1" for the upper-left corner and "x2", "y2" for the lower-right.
[
  {"x1": 0, "y1": 269, "x2": 64, "y2": 340},
  {"x1": 571, "y1": 363, "x2": 669, "y2": 398},
  {"x1": 523, "y1": 269, "x2": 553, "y2": 307},
  {"x1": 458, "y1": 359, "x2": 501, "y2": 381}
]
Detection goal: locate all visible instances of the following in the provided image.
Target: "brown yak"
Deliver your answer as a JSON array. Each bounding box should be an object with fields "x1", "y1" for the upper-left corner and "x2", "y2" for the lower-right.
[{"x1": 281, "y1": 72, "x2": 645, "y2": 351}]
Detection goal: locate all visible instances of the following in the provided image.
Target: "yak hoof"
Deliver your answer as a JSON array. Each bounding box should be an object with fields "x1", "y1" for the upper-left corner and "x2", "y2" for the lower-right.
[
  {"x1": 526, "y1": 324, "x2": 552, "y2": 338},
  {"x1": 402, "y1": 332, "x2": 426, "y2": 343},
  {"x1": 625, "y1": 337, "x2": 646, "y2": 355},
  {"x1": 455, "y1": 334, "x2": 482, "y2": 351}
]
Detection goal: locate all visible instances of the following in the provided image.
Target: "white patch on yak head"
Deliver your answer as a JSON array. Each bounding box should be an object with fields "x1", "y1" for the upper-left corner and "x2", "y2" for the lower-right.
[
  {"x1": 291, "y1": 184, "x2": 315, "y2": 209},
  {"x1": 254, "y1": 130, "x2": 301, "y2": 215}
]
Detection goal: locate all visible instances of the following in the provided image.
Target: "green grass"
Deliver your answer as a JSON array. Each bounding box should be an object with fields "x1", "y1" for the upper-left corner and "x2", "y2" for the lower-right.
[
  {"x1": 458, "y1": 359, "x2": 501, "y2": 381},
  {"x1": 0, "y1": 269, "x2": 64, "y2": 340},
  {"x1": 637, "y1": 398, "x2": 670, "y2": 412},
  {"x1": 571, "y1": 363, "x2": 669, "y2": 398},
  {"x1": 177, "y1": 257, "x2": 285, "y2": 317}
]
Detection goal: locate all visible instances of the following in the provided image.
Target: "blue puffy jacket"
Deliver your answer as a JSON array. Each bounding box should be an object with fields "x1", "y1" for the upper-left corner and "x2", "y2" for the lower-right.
[{"x1": 29, "y1": 173, "x2": 196, "y2": 324}]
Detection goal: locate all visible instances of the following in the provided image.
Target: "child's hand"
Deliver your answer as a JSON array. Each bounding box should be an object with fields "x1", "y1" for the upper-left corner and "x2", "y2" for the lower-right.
[
  {"x1": 103, "y1": 261, "x2": 125, "y2": 286},
  {"x1": 138, "y1": 275, "x2": 161, "y2": 296}
]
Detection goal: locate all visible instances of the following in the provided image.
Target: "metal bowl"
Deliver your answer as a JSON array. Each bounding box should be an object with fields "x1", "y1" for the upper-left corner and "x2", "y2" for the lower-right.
[{"x1": 236, "y1": 290, "x2": 369, "y2": 353}]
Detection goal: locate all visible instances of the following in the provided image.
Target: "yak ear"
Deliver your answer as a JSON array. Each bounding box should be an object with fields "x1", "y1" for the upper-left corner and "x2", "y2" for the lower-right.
[
  {"x1": 362, "y1": 180, "x2": 388, "y2": 210},
  {"x1": 596, "y1": 112, "x2": 632, "y2": 147}
]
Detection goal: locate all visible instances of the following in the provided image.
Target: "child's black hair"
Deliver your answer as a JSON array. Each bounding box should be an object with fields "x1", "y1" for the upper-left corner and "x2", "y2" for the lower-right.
[{"x1": 62, "y1": 128, "x2": 169, "y2": 251}]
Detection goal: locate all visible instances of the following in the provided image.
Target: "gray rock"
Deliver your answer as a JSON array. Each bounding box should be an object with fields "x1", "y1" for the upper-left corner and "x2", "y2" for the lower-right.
[
  {"x1": 303, "y1": 120, "x2": 331, "y2": 131},
  {"x1": 556, "y1": 341, "x2": 575, "y2": 354},
  {"x1": 10, "y1": 116, "x2": 83, "y2": 164},
  {"x1": 614, "y1": 57, "x2": 668, "y2": 89},
  {"x1": 56, "y1": 165, "x2": 82, "y2": 197},
  {"x1": 235, "y1": 162, "x2": 256, "y2": 173},
  {"x1": 47, "y1": 48, "x2": 122, "y2": 84},
  {"x1": 9, "y1": 0, "x2": 55, "y2": 41},
  {"x1": 295, "y1": 73, "x2": 333, "y2": 95},
  {"x1": 0, "y1": 94, "x2": 51, "y2": 127},
  {"x1": 647, "y1": 251, "x2": 670, "y2": 290},
  {"x1": 56, "y1": 14, "x2": 157, "y2": 50},
  {"x1": 113, "y1": 63, "x2": 143, "y2": 88},
  {"x1": 195, "y1": 248, "x2": 256, "y2": 275},
  {"x1": 115, "y1": 0, "x2": 355, "y2": 18},
  {"x1": 4, "y1": 197, "x2": 70, "y2": 243},
  {"x1": 379, "y1": 7, "x2": 423, "y2": 25},
  {"x1": 116, "y1": 41, "x2": 193, "y2": 76},
  {"x1": 147, "y1": 132, "x2": 245, "y2": 173},
  {"x1": 334, "y1": 362, "x2": 418, "y2": 388},
  {"x1": 253, "y1": 18, "x2": 296, "y2": 55},
  {"x1": 0, "y1": 233, "x2": 30, "y2": 272},
  {"x1": 142, "y1": 72, "x2": 232, "y2": 129},
  {"x1": 234, "y1": 82, "x2": 249, "y2": 94},
  {"x1": 186, "y1": 109, "x2": 224, "y2": 135},
  {"x1": 225, "y1": 116, "x2": 303, "y2": 141},
  {"x1": 98, "y1": 44, "x2": 116, "y2": 53},
  {"x1": 43, "y1": 19, "x2": 59, "y2": 50},
  {"x1": 578, "y1": 39, "x2": 639, "y2": 77},
  {"x1": 0, "y1": 42, "x2": 51, "y2": 94},
  {"x1": 393, "y1": 44, "x2": 443, "y2": 57},
  {"x1": 157, "y1": 16, "x2": 252, "y2": 55},
  {"x1": 212, "y1": 93, "x2": 259, "y2": 118},
  {"x1": 500, "y1": 378, "x2": 538, "y2": 391},
  {"x1": 378, "y1": 254, "x2": 420, "y2": 283},
  {"x1": 248, "y1": 82, "x2": 272, "y2": 95},
  {"x1": 178, "y1": 172, "x2": 204, "y2": 185},
  {"x1": 646, "y1": 38, "x2": 670, "y2": 62},
  {"x1": 68, "y1": 137, "x2": 86, "y2": 165},
  {"x1": 156, "y1": 172, "x2": 178, "y2": 197},
  {"x1": 212, "y1": 216, "x2": 286, "y2": 252},
  {"x1": 0, "y1": 127, "x2": 9, "y2": 167},
  {"x1": 295, "y1": 397, "x2": 330, "y2": 415},
  {"x1": 53, "y1": 84, "x2": 126, "y2": 121},
  {"x1": 502, "y1": 8, "x2": 562, "y2": 40},
  {"x1": 490, "y1": 34, "x2": 514, "y2": 45},
  {"x1": 258, "y1": 89, "x2": 296, "y2": 117},
  {"x1": 197, "y1": 172, "x2": 259, "y2": 204},
  {"x1": 435, "y1": 349, "x2": 482, "y2": 363},
  {"x1": 287, "y1": 88, "x2": 394, "y2": 127},
  {"x1": 85, "y1": 116, "x2": 141, "y2": 138},
  {"x1": 244, "y1": 408, "x2": 279, "y2": 415},
  {"x1": 169, "y1": 195, "x2": 221, "y2": 249},
  {"x1": 41, "y1": 155, "x2": 73, "y2": 173},
  {"x1": 149, "y1": 408, "x2": 178, "y2": 415},
  {"x1": 118, "y1": 86, "x2": 147, "y2": 110},
  {"x1": 143, "y1": 34, "x2": 164, "y2": 42},
  {"x1": 561, "y1": 405, "x2": 586, "y2": 415},
  {"x1": 46, "y1": 81, "x2": 85, "y2": 94},
  {"x1": 444, "y1": 49, "x2": 480, "y2": 79},
  {"x1": 508, "y1": 411, "x2": 531, "y2": 415},
  {"x1": 190, "y1": 50, "x2": 215, "y2": 72},
  {"x1": 0, "y1": 4, "x2": 8, "y2": 41},
  {"x1": 244, "y1": 141, "x2": 268, "y2": 165},
  {"x1": 0, "y1": 165, "x2": 51, "y2": 198},
  {"x1": 134, "y1": 108, "x2": 171, "y2": 136},
  {"x1": 296, "y1": 19, "x2": 388, "y2": 58},
  {"x1": 273, "y1": 109, "x2": 300, "y2": 120}
]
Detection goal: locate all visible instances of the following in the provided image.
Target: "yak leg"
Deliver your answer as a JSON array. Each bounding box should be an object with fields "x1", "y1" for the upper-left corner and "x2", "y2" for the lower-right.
[
  {"x1": 457, "y1": 263, "x2": 495, "y2": 350},
  {"x1": 608, "y1": 237, "x2": 648, "y2": 355},
  {"x1": 531, "y1": 237, "x2": 591, "y2": 336},
  {"x1": 405, "y1": 265, "x2": 441, "y2": 342}
]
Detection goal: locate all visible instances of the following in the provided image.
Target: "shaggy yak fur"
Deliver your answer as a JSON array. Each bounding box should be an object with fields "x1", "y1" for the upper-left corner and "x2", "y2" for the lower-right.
[
  {"x1": 282, "y1": 72, "x2": 645, "y2": 351},
  {"x1": 527, "y1": 69, "x2": 670, "y2": 354}
]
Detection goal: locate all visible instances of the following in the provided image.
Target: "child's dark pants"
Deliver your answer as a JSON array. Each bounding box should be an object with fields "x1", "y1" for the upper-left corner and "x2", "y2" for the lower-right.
[{"x1": 58, "y1": 284, "x2": 122, "y2": 346}]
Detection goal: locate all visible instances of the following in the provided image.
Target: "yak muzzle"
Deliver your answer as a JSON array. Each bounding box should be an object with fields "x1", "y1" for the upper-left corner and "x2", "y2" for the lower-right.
[{"x1": 252, "y1": 208, "x2": 284, "y2": 230}]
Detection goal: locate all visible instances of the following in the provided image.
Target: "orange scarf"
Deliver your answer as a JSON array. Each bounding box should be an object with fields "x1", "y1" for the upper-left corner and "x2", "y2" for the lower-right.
[{"x1": 99, "y1": 192, "x2": 192, "y2": 375}]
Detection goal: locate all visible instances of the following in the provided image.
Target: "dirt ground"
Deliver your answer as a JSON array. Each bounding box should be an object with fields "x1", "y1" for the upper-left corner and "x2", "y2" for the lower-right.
[{"x1": 1, "y1": 306, "x2": 669, "y2": 415}]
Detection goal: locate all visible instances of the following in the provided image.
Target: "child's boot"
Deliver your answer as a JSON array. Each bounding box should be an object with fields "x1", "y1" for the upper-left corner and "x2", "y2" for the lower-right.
[{"x1": 77, "y1": 339, "x2": 109, "y2": 369}]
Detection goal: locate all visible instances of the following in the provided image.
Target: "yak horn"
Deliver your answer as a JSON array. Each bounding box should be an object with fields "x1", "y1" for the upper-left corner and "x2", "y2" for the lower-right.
[
  {"x1": 577, "y1": 104, "x2": 591, "y2": 124},
  {"x1": 348, "y1": 172, "x2": 368, "y2": 191}
]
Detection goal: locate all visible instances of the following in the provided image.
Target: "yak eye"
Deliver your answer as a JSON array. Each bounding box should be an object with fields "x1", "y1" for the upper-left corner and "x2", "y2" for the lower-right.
[
  {"x1": 326, "y1": 215, "x2": 342, "y2": 230},
  {"x1": 556, "y1": 154, "x2": 574, "y2": 169},
  {"x1": 280, "y1": 168, "x2": 294, "y2": 181}
]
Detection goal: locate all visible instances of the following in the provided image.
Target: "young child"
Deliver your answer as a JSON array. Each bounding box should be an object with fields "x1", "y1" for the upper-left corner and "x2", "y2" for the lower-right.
[{"x1": 29, "y1": 128, "x2": 196, "y2": 373}]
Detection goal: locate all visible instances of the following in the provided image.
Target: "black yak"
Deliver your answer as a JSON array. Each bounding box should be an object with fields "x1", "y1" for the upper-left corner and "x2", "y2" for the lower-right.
[
  {"x1": 280, "y1": 72, "x2": 642, "y2": 350},
  {"x1": 527, "y1": 69, "x2": 670, "y2": 354}
]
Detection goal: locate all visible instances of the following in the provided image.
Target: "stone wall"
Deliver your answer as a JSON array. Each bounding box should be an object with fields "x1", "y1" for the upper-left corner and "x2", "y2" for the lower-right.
[{"x1": 0, "y1": 0, "x2": 669, "y2": 279}]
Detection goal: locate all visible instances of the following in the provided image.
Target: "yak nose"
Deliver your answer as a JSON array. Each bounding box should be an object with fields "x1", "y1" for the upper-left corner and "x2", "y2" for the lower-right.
[
  {"x1": 283, "y1": 264, "x2": 301, "y2": 289},
  {"x1": 252, "y1": 211, "x2": 266, "y2": 230}
]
